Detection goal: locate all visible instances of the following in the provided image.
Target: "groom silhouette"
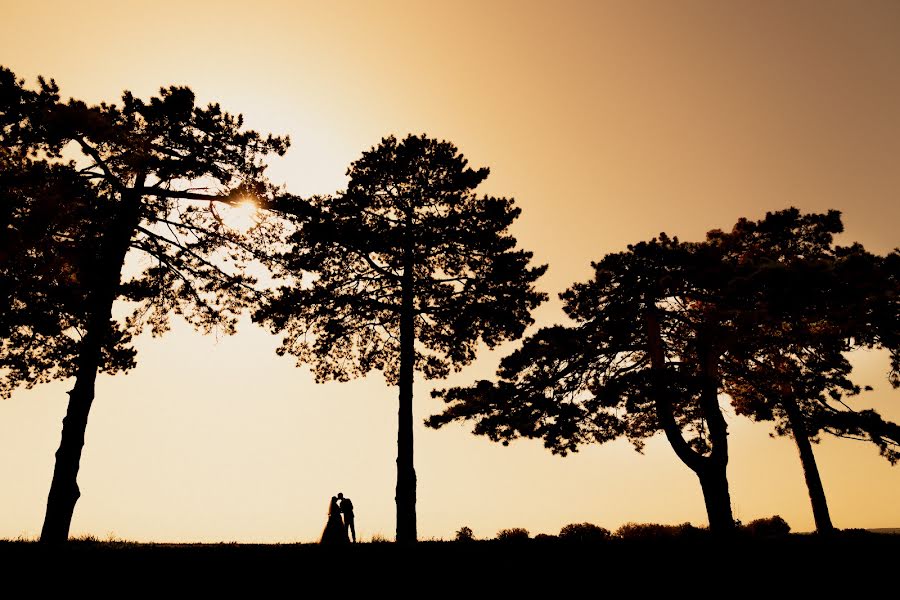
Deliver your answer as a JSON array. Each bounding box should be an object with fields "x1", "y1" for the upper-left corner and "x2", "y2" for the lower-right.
[{"x1": 337, "y1": 492, "x2": 355, "y2": 543}]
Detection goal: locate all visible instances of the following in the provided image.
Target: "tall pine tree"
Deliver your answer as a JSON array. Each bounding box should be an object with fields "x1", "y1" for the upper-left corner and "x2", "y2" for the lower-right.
[{"x1": 256, "y1": 134, "x2": 546, "y2": 542}]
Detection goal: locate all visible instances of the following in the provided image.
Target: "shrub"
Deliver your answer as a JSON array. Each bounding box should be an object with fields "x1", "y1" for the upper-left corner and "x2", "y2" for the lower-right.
[
  {"x1": 496, "y1": 527, "x2": 530, "y2": 541},
  {"x1": 838, "y1": 528, "x2": 875, "y2": 538},
  {"x1": 743, "y1": 516, "x2": 791, "y2": 537},
  {"x1": 455, "y1": 526, "x2": 475, "y2": 542},
  {"x1": 559, "y1": 522, "x2": 612, "y2": 542},
  {"x1": 533, "y1": 533, "x2": 558, "y2": 542},
  {"x1": 614, "y1": 522, "x2": 702, "y2": 540}
]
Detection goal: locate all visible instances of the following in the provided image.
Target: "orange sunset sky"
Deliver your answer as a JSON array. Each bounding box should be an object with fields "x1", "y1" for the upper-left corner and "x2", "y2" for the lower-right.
[{"x1": 1, "y1": 0, "x2": 898, "y2": 542}]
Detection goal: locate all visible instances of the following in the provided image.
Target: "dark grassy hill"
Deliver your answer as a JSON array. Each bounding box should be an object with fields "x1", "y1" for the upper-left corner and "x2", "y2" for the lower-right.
[{"x1": 2, "y1": 531, "x2": 896, "y2": 593}]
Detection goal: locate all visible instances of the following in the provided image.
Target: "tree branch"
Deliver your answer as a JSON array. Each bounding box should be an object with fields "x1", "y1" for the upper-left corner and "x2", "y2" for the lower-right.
[
  {"x1": 75, "y1": 136, "x2": 127, "y2": 193},
  {"x1": 139, "y1": 188, "x2": 245, "y2": 202}
]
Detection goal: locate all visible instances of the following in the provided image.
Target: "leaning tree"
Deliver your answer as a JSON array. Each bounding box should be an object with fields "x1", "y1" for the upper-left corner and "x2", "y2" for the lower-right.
[
  {"x1": 256, "y1": 134, "x2": 546, "y2": 542},
  {"x1": 428, "y1": 233, "x2": 742, "y2": 534},
  {"x1": 0, "y1": 67, "x2": 288, "y2": 542},
  {"x1": 711, "y1": 209, "x2": 900, "y2": 533}
]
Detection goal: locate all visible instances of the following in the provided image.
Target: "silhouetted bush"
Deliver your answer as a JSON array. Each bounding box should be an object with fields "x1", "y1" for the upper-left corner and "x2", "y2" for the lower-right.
[
  {"x1": 455, "y1": 526, "x2": 475, "y2": 542},
  {"x1": 495, "y1": 527, "x2": 530, "y2": 541},
  {"x1": 559, "y1": 522, "x2": 612, "y2": 542},
  {"x1": 533, "y1": 533, "x2": 558, "y2": 542},
  {"x1": 838, "y1": 528, "x2": 879, "y2": 538},
  {"x1": 614, "y1": 522, "x2": 703, "y2": 540},
  {"x1": 743, "y1": 516, "x2": 791, "y2": 537}
]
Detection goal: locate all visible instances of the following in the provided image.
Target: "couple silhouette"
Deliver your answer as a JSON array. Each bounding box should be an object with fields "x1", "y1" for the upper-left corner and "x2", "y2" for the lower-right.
[{"x1": 320, "y1": 492, "x2": 356, "y2": 544}]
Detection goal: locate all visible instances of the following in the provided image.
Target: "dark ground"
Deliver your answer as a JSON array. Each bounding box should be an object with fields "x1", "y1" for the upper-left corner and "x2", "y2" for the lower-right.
[{"x1": 2, "y1": 532, "x2": 896, "y2": 593}]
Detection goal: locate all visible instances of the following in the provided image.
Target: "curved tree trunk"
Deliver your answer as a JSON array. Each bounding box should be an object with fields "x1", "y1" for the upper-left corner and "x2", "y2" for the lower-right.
[
  {"x1": 694, "y1": 331, "x2": 735, "y2": 535},
  {"x1": 40, "y1": 182, "x2": 144, "y2": 543},
  {"x1": 395, "y1": 239, "x2": 417, "y2": 543},
  {"x1": 645, "y1": 310, "x2": 735, "y2": 535},
  {"x1": 782, "y1": 395, "x2": 834, "y2": 534}
]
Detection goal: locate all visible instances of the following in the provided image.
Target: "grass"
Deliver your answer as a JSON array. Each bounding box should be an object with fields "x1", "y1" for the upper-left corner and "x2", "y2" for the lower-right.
[{"x1": 2, "y1": 529, "x2": 897, "y2": 593}]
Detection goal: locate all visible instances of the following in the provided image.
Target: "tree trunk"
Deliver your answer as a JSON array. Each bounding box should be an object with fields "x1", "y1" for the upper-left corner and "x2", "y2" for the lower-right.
[
  {"x1": 782, "y1": 395, "x2": 834, "y2": 534},
  {"x1": 40, "y1": 180, "x2": 144, "y2": 543},
  {"x1": 395, "y1": 238, "x2": 417, "y2": 543},
  {"x1": 696, "y1": 463, "x2": 735, "y2": 535},
  {"x1": 645, "y1": 310, "x2": 735, "y2": 535},
  {"x1": 695, "y1": 331, "x2": 735, "y2": 536}
]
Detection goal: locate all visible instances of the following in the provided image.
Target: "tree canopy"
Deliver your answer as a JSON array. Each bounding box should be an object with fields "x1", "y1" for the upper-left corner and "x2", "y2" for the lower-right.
[
  {"x1": 1, "y1": 67, "x2": 290, "y2": 398},
  {"x1": 711, "y1": 210, "x2": 900, "y2": 462},
  {"x1": 259, "y1": 134, "x2": 546, "y2": 384}
]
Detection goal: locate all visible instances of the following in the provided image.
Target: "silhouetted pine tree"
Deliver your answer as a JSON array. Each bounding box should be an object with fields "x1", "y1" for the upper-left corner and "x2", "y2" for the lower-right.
[
  {"x1": 0, "y1": 67, "x2": 288, "y2": 542},
  {"x1": 429, "y1": 233, "x2": 739, "y2": 533},
  {"x1": 713, "y1": 209, "x2": 900, "y2": 534},
  {"x1": 256, "y1": 134, "x2": 546, "y2": 542}
]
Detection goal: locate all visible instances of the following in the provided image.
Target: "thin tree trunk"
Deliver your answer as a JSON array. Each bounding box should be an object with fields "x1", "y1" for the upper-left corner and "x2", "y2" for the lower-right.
[
  {"x1": 40, "y1": 180, "x2": 144, "y2": 543},
  {"x1": 782, "y1": 395, "x2": 834, "y2": 534},
  {"x1": 395, "y1": 237, "x2": 417, "y2": 543}
]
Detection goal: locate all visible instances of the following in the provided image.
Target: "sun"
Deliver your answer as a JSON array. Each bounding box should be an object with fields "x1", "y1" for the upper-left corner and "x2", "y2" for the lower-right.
[{"x1": 217, "y1": 198, "x2": 260, "y2": 232}]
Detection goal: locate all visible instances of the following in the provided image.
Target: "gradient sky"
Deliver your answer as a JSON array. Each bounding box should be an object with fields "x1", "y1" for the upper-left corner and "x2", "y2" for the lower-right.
[{"x1": 1, "y1": 0, "x2": 898, "y2": 542}]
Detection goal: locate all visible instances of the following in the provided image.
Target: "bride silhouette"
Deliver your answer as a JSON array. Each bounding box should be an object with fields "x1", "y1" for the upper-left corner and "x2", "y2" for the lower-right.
[{"x1": 320, "y1": 496, "x2": 350, "y2": 545}]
